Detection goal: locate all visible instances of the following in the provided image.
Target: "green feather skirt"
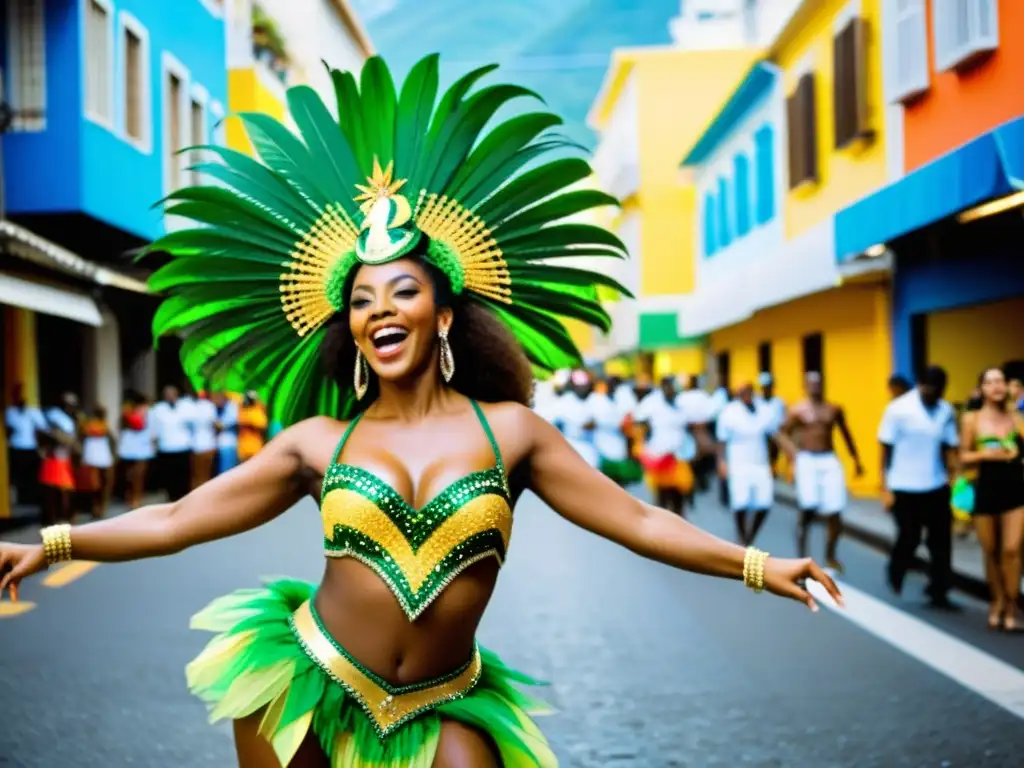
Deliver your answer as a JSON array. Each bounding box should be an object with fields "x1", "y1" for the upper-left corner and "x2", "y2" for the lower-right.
[{"x1": 186, "y1": 579, "x2": 558, "y2": 767}]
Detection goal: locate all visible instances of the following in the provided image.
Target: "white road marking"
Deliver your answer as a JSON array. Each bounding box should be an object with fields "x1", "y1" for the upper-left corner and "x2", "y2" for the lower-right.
[{"x1": 809, "y1": 579, "x2": 1024, "y2": 720}]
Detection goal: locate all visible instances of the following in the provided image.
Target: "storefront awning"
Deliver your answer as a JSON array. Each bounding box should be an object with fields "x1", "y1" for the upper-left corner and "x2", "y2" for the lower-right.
[
  {"x1": 835, "y1": 116, "x2": 1024, "y2": 263},
  {"x1": 0, "y1": 273, "x2": 104, "y2": 326},
  {"x1": 0, "y1": 219, "x2": 150, "y2": 293}
]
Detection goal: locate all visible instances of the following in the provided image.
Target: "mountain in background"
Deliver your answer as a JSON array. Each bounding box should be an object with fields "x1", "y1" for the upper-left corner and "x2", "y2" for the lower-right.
[{"x1": 348, "y1": 0, "x2": 678, "y2": 148}]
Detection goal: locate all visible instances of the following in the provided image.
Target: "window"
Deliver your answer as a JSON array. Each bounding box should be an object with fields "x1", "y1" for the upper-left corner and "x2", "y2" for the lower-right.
[
  {"x1": 786, "y1": 73, "x2": 817, "y2": 189},
  {"x1": 7, "y1": 0, "x2": 47, "y2": 131},
  {"x1": 717, "y1": 177, "x2": 731, "y2": 248},
  {"x1": 934, "y1": 0, "x2": 998, "y2": 73},
  {"x1": 885, "y1": 0, "x2": 928, "y2": 103},
  {"x1": 190, "y1": 93, "x2": 207, "y2": 186},
  {"x1": 758, "y1": 341, "x2": 772, "y2": 377},
  {"x1": 703, "y1": 192, "x2": 718, "y2": 257},
  {"x1": 716, "y1": 351, "x2": 731, "y2": 393},
  {"x1": 85, "y1": 0, "x2": 113, "y2": 126},
  {"x1": 754, "y1": 124, "x2": 775, "y2": 224},
  {"x1": 833, "y1": 17, "x2": 873, "y2": 149},
  {"x1": 802, "y1": 332, "x2": 823, "y2": 388},
  {"x1": 163, "y1": 55, "x2": 189, "y2": 193},
  {"x1": 733, "y1": 154, "x2": 751, "y2": 237},
  {"x1": 120, "y1": 12, "x2": 151, "y2": 151}
]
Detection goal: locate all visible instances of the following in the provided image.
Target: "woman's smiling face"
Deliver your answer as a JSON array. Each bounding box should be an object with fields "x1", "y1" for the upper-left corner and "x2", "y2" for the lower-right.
[{"x1": 348, "y1": 258, "x2": 452, "y2": 382}]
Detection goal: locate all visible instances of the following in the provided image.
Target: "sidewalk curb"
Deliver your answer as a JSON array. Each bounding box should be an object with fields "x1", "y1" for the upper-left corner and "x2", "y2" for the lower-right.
[{"x1": 775, "y1": 486, "x2": 994, "y2": 604}]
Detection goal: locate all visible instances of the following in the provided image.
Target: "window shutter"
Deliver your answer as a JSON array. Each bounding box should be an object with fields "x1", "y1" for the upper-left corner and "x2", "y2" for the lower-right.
[
  {"x1": 887, "y1": 0, "x2": 928, "y2": 103},
  {"x1": 703, "y1": 192, "x2": 717, "y2": 257},
  {"x1": 973, "y1": 0, "x2": 999, "y2": 50},
  {"x1": 851, "y1": 18, "x2": 871, "y2": 140},
  {"x1": 717, "y1": 177, "x2": 731, "y2": 248},
  {"x1": 786, "y1": 89, "x2": 802, "y2": 190},
  {"x1": 754, "y1": 125, "x2": 775, "y2": 224},
  {"x1": 800, "y1": 73, "x2": 818, "y2": 184},
  {"x1": 834, "y1": 18, "x2": 872, "y2": 148},
  {"x1": 934, "y1": 0, "x2": 998, "y2": 72},
  {"x1": 833, "y1": 22, "x2": 851, "y2": 148},
  {"x1": 733, "y1": 153, "x2": 751, "y2": 237}
]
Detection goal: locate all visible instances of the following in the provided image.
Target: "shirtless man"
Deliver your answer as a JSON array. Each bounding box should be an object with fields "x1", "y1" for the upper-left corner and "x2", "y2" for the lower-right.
[{"x1": 781, "y1": 372, "x2": 864, "y2": 571}]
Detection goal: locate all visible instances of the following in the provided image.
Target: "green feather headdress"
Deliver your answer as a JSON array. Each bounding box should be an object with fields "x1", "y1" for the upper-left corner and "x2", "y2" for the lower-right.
[{"x1": 146, "y1": 54, "x2": 631, "y2": 424}]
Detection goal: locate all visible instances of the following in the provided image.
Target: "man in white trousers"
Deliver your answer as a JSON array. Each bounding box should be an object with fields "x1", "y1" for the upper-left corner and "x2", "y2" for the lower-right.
[{"x1": 716, "y1": 382, "x2": 791, "y2": 546}]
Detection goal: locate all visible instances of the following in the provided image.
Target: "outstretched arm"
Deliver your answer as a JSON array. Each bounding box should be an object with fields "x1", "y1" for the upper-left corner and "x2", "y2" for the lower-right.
[
  {"x1": 522, "y1": 409, "x2": 842, "y2": 610},
  {"x1": 1, "y1": 418, "x2": 328, "y2": 592}
]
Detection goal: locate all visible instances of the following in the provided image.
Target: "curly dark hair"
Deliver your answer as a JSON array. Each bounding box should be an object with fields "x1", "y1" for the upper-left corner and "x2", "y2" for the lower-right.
[{"x1": 321, "y1": 248, "x2": 535, "y2": 414}]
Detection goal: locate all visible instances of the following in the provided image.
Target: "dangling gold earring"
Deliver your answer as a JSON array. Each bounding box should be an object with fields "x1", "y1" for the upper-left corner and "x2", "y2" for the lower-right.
[
  {"x1": 354, "y1": 348, "x2": 369, "y2": 400},
  {"x1": 439, "y1": 327, "x2": 455, "y2": 383}
]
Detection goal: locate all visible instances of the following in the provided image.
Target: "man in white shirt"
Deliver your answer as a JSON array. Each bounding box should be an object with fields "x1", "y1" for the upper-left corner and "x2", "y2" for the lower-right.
[
  {"x1": 4, "y1": 383, "x2": 47, "y2": 505},
  {"x1": 190, "y1": 390, "x2": 219, "y2": 489},
  {"x1": 757, "y1": 372, "x2": 786, "y2": 474},
  {"x1": 717, "y1": 382, "x2": 789, "y2": 546},
  {"x1": 677, "y1": 375, "x2": 715, "y2": 493},
  {"x1": 212, "y1": 391, "x2": 240, "y2": 475},
  {"x1": 149, "y1": 385, "x2": 194, "y2": 502},
  {"x1": 878, "y1": 366, "x2": 959, "y2": 608},
  {"x1": 633, "y1": 376, "x2": 691, "y2": 515}
]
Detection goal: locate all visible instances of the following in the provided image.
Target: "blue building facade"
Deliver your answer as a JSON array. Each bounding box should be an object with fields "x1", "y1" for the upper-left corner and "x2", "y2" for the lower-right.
[
  {"x1": 678, "y1": 61, "x2": 788, "y2": 338},
  {"x1": 3, "y1": 0, "x2": 227, "y2": 249}
]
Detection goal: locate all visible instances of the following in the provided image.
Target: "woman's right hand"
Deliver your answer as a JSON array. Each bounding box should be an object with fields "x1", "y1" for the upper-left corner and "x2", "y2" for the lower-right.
[{"x1": 0, "y1": 542, "x2": 47, "y2": 596}]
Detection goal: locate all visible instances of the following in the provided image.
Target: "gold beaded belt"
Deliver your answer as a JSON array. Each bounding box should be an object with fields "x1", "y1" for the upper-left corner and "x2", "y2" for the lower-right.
[{"x1": 289, "y1": 599, "x2": 482, "y2": 738}]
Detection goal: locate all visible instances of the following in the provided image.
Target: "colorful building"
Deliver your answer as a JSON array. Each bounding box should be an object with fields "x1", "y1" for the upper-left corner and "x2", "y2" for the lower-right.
[
  {"x1": 223, "y1": 0, "x2": 373, "y2": 156},
  {"x1": 836, "y1": 0, "x2": 1024, "y2": 403},
  {"x1": 1, "y1": 0, "x2": 229, "y2": 516},
  {"x1": 588, "y1": 43, "x2": 759, "y2": 382},
  {"x1": 674, "y1": 0, "x2": 898, "y2": 496}
]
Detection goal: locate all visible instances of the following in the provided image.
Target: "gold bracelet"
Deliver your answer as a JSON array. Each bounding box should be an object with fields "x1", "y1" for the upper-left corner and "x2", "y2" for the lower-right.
[
  {"x1": 40, "y1": 524, "x2": 74, "y2": 566},
  {"x1": 743, "y1": 546, "x2": 769, "y2": 593}
]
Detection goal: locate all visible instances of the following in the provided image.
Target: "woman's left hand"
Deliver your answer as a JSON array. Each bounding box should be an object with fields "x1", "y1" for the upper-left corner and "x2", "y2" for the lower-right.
[{"x1": 763, "y1": 557, "x2": 844, "y2": 612}]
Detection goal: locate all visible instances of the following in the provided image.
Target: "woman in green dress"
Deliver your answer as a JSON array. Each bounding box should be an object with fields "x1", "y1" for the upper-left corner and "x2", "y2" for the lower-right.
[{"x1": 0, "y1": 55, "x2": 841, "y2": 768}]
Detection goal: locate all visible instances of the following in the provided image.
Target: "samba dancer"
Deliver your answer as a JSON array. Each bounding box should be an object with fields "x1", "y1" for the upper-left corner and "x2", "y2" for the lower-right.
[{"x1": 0, "y1": 55, "x2": 840, "y2": 768}]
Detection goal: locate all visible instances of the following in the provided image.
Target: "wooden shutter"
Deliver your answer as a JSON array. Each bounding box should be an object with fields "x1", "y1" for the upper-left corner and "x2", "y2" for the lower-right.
[
  {"x1": 793, "y1": 73, "x2": 818, "y2": 186},
  {"x1": 787, "y1": 89, "x2": 801, "y2": 189},
  {"x1": 787, "y1": 74, "x2": 818, "y2": 189},
  {"x1": 834, "y1": 17, "x2": 873, "y2": 148}
]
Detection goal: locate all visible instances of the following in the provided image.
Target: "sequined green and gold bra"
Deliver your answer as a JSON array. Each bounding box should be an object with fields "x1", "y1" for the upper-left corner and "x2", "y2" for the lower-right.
[{"x1": 321, "y1": 401, "x2": 513, "y2": 621}]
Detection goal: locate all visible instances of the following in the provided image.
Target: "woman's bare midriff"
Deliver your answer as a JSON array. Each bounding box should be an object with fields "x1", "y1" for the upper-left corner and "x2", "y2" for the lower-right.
[{"x1": 313, "y1": 555, "x2": 500, "y2": 685}]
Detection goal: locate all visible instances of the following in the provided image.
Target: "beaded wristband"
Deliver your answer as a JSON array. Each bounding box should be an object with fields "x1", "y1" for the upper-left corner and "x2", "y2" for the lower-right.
[
  {"x1": 40, "y1": 524, "x2": 73, "y2": 566},
  {"x1": 742, "y1": 546, "x2": 769, "y2": 593}
]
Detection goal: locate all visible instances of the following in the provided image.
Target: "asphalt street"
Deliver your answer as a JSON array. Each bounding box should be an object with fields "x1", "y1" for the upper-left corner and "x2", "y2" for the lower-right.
[{"x1": 2, "y1": 487, "x2": 1023, "y2": 767}]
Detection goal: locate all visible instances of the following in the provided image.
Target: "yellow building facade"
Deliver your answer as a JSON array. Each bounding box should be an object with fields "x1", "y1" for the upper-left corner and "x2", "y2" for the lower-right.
[
  {"x1": 588, "y1": 48, "x2": 759, "y2": 381},
  {"x1": 698, "y1": 0, "x2": 894, "y2": 496},
  {"x1": 224, "y1": 0, "x2": 372, "y2": 157}
]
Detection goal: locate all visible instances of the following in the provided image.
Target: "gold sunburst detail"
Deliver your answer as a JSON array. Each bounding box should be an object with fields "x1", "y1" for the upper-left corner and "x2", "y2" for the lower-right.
[
  {"x1": 354, "y1": 158, "x2": 407, "y2": 212},
  {"x1": 280, "y1": 204, "x2": 359, "y2": 337},
  {"x1": 415, "y1": 192, "x2": 511, "y2": 304}
]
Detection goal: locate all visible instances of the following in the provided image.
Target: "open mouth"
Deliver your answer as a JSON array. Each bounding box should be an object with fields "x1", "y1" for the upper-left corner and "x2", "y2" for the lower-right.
[{"x1": 371, "y1": 326, "x2": 409, "y2": 356}]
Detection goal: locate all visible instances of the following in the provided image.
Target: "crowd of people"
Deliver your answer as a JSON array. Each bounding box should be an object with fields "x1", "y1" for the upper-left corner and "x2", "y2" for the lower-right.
[
  {"x1": 537, "y1": 362, "x2": 1024, "y2": 632},
  {"x1": 4, "y1": 384, "x2": 271, "y2": 524}
]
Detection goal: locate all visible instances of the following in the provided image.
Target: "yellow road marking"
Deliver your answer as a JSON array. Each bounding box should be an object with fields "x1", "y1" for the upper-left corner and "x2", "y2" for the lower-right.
[
  {"x1": 42, "y1": 561, "x2": 99, "y2": 588},
  {"x1": 0, "y1": 601, "x2": 36, "y2": 617}
]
